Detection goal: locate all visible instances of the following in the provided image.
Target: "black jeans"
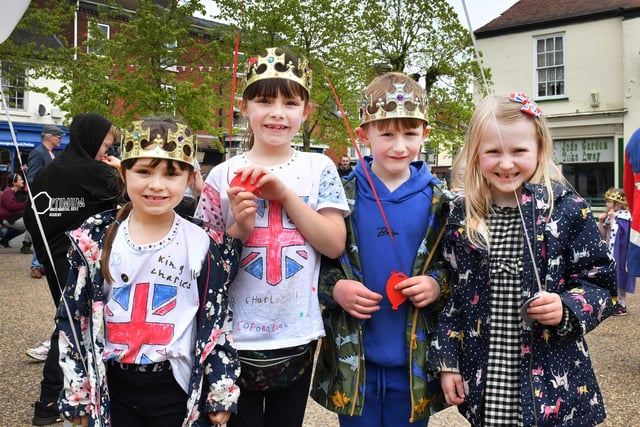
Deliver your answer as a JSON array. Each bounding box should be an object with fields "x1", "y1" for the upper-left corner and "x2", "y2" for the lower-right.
[
  {"x1": 227, "y1": 361, "x2": 314, "y2": 427},
  {"x1": 107, "y1": 362, "x2": 187, "y2": 427},
  {"x1": 38, "y1": 254, "x2": 69, "y2": 404}
]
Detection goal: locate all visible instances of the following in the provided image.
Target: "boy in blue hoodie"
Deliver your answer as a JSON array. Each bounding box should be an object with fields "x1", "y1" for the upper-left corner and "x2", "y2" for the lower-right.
[{"x1": 311, "y1": 72, "x2": 450, "y2": 426}]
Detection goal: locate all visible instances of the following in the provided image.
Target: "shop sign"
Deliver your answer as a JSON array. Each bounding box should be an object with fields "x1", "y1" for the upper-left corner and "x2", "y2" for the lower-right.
[{"x1": 553, "y1": 138, "x2": 613, "y2": 163}]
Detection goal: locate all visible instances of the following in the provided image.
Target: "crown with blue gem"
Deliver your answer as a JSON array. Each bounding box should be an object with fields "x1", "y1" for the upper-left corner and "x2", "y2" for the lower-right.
[
  {"x1": 244, "y1": 47, "x2": 312, "y2": 95},
  {"x1": 121, "y1": 120, "x2": 196, "y2": 166},
  {"x1": 358, "y1": 81, "x2": 428, "y2": 125}
]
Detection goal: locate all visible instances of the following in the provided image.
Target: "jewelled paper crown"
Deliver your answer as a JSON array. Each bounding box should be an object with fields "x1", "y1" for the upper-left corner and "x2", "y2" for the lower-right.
[
  {"x1": 605, "y1": 189, "x2": 627, "y2": 205},
  {"x1": 121, "y1": 120, "x2": 196, "y2": 166},
  {"x1": 244, "y1": 47, "x2": 312, "y2": 95},
  {"x1": 358, "y1": 82, "x2": 428, "y2": 125}
]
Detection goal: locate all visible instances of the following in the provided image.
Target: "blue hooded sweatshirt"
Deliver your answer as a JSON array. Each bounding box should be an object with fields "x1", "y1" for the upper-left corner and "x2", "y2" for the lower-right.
[{"x1": 353, "y1": 156, "x2": 437, "y2": 366}]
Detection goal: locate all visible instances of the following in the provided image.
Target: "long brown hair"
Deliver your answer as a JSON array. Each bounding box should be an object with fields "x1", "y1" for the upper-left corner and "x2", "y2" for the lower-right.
[{"x1": 101, "y1": 202, "x2": 132, "y2": 284}]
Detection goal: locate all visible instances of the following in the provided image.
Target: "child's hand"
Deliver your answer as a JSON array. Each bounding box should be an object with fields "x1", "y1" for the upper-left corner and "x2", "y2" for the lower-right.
[
  {"x1": 394, "y1": 275, "x2": 440, "y2": 308},
  {"x1": 227, "y1": 186, "x2": 257, "y2": 241},
  {"x1": 333, "y1": 279, "x2": 383, "y2": 319},
  {"x1": 68, "y1": 415, "x2": 89, "y2": 427},
  {"x1": 208, "y1": 410, "x2": 231, "y2": 425},
  {"x1": 234, "y1": 166, "x2": 288, "y2": 202},
  {"x1": 101, "y1": 155, "x2": 121, "y2": 170},
  {"x1": 525, "y1": 291, "x2": 563, "y2": 326},
  {"x1": 441, "y1": 371, "x2": 466, "y2": 406}
]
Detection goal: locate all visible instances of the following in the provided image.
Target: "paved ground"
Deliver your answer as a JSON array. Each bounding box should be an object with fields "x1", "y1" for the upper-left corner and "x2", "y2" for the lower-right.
[{"x1": 0, "y1": 239, "x2": 637, "y2": 426}]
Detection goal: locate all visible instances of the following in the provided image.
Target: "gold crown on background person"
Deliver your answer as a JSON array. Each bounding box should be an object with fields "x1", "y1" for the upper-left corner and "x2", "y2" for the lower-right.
[
  {"x1": 121, "y1": 120, "x2": 196, "y2": 166},
  {"x1": 244, "y1": 47, "x2": 312, "y2": 95},
  {"x1": 358, "y1": 82, "x2": 428, "y2": 125},
  {"x1": 605, "y1": 189, "x2": 627, "y2": 205}
]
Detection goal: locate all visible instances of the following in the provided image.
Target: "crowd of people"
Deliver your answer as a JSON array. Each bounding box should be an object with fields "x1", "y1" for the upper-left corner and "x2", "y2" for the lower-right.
[{"x1": 0, "y1": 47, "x2": 633, "y2": 427}]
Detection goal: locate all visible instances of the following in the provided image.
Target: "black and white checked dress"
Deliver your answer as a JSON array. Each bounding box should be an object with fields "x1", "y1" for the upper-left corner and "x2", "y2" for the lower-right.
[{"x1": 484, "y1": 206, "x2": 523, "y2": 426}]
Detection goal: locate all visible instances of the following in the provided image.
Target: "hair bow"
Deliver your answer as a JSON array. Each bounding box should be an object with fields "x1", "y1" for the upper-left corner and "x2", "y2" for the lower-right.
[{"x1": 509, "y1": 92, "x2": 543, "y2": 118}]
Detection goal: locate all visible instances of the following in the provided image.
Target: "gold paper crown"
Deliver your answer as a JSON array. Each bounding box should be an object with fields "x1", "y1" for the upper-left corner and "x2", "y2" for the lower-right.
[
  {"x1": 121, "y1": 120, "x2": 196, "y2": 166},
  {"x1": 358, "y1": 82, "x2": 428, "y2": 125},
  {"x1": 244, "y1": 47, "x2": 312, "y2": 95},
  {"x1": 605, "y1": 189, "x2": 627, "y2": 206}
]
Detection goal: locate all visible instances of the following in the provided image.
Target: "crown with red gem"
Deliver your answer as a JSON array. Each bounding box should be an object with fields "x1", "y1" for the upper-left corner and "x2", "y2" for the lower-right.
[
  {"x1": 121, "y1": 120, "x2": 196, "y2": 166},
  {"x1": 358, "y1": 81, "x2": 428, "y2": 125},
  {"x1": 244, "y1": 47, "x2": 312, "y2": 95}
]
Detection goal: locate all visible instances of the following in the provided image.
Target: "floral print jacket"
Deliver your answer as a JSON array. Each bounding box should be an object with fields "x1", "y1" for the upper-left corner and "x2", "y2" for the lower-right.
[
  {"x1": 55, "y1": 210, "x2": 242, "y2": 427},
  {"x1": 429, "y1": 182, "x2": 616, "y2": 426},
  {"x1": 310, "y1": 174, "x2": 451, "y2": 421}
]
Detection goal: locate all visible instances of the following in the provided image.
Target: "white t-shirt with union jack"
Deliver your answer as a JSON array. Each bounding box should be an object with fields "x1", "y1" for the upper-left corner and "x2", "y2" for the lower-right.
[
  {"x1": 196, "y1": 150, "x2": 349, "y2": 351},
  {"x1": 103, "y1": 214, "x2": 209, "y2": 392}
]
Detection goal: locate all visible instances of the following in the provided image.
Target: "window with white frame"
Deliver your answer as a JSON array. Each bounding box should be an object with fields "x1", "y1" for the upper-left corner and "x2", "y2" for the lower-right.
[
  {"x1": 1, "y1": 62, "x2": 27, "y2": 110},
  {"x1": 534, "y1": 33, "x2": 565, "y2": 98},
  {"x1": 87, "y1": 23, "x2": 110, "y2": 54},
  {"x1": 162, "y1": 40, "x2": 178, "y2": 71},
  {"x1": 348, "y1": 144, "x2": 370, "y2": 159}
]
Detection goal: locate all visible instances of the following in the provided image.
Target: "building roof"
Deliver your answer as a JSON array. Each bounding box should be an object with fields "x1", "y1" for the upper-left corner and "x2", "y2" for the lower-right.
[{"x1": 475, "y1": 0, "x2": 640, "y2": 38}]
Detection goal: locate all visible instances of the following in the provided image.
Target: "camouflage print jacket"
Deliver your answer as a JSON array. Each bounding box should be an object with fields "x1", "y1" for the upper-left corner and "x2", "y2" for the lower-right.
[{"x1": 310, "y1": 173, "x2": 451, "y2": 422}]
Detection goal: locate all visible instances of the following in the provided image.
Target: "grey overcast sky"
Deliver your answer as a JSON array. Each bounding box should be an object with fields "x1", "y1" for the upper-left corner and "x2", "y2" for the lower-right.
[{"x1": 448, "y1": 0, "x2": 519, "y2": 30}]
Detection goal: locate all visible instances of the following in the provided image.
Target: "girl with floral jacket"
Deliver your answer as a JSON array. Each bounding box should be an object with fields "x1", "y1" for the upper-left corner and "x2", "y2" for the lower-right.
[{"x1": 55, "y1": 117, "x2": 254, "y2": 427}]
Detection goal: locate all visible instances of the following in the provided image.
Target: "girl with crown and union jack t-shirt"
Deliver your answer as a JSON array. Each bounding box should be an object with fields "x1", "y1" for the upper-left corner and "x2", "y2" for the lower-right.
[
  {"x1": 195, "y1": 47, "x2": 349, "y2": 427},
  {"x1": 56, "y1": 117, "x2": 255, "y2": 427}
]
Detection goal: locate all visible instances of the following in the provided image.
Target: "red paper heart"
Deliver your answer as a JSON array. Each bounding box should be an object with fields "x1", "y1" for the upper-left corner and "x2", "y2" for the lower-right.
[
  {"x1": 386, "y1": 271, "x2": 408, "y2": 310},
  {"x1": 230, "y1": 173, "x2": 263, "y2": 194}
]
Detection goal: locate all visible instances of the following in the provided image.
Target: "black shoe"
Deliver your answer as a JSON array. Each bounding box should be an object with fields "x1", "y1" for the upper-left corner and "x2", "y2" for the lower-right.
[
  {"x1": 0, "y1": 238, "x2": 9, "y2": 248},
  {"x1": 32, "y1": 401, "x2": 62, "y2": 425},
  {"x1": 20, "y1": 242, "x2": 32, "y2": 254}
]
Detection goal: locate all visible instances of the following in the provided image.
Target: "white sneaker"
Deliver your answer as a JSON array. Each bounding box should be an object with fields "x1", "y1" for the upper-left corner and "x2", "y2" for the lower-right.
[{"x1": 26, "y1": 340, "x2": 50, "y2": 361}]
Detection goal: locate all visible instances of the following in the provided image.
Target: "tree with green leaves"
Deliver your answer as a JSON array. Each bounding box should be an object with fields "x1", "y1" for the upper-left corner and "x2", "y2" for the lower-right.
[
  {"x1": 59, "y1": 0, "x2": 236, "y2": 138},
  {"x1": 216, "y1": 0, "x2": 365, "y2": 153},
  {"x1": 0, "y1": 0, "x2": 75, "y2": 107},
  {"x1": 356, "y1": 0, "x2": 488, "y2": 157},
  {"x1": 2, "y1": 0, "x2": 237, "y2": 149},
  {"x1": 3, "y1": 0, "x2": 485, "y2": 158},
  {"x1": 217, "y1": 0, "x2": 486, "y2": 158}
]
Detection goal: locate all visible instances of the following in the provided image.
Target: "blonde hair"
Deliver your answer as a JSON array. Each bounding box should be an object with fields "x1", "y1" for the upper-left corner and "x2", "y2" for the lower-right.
[
  {"x1": 461, "y1": 94, "x2": 565, "y2": 248},
  {"x1": 449, "y1": 148, "x2": 466, "y2": 192},
  {"x1": 107, "y1": 125, "x2": 120, "y2": 145}
]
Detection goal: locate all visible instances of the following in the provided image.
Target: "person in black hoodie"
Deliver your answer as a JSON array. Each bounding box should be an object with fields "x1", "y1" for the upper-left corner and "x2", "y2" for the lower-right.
[{"x1": 23, "y1": 113, "x2": 123, "y2": 426}]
